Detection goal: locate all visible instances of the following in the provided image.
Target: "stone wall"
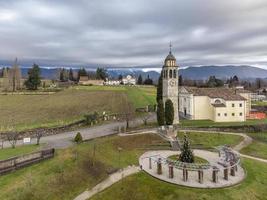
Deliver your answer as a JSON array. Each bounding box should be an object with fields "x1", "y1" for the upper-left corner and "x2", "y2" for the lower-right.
[{"x1": 0, "y1": 148, "x2": 55, "y2": 175}]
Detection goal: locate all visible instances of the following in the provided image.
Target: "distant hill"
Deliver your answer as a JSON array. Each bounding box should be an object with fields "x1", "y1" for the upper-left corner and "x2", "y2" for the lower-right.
[
  {"x1": 179, "y1": 65, "x2": 267, "y2": 80},
  {"x1": 2, "y1": 65, "x2": 267, "y2": 81}
]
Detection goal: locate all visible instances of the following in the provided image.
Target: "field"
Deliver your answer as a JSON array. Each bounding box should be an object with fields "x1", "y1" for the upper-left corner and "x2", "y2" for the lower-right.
[
  {"x1": 241, "y1": 132, "x2": 267, "y2": 159},
  {"x1": 0, "y1": 134, "x2": 169, "y2": 200},
  {"x1": 0, "y1": 145, "x2": 40, "y2": 160},
  {"x1": 0, "y1": 86, "x2": 156, "y2": 132},
  {"x1": 177, "y1": 132, "x2": 243, "y2": 150},
  {"x1": 91, "y1": 159, "x2": 267, "y2": 200}
]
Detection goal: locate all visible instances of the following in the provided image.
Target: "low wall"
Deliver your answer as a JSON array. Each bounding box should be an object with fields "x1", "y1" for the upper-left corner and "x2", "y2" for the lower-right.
[{"x1": 0, "y1": 148, "x2": 55, "y2": 175}]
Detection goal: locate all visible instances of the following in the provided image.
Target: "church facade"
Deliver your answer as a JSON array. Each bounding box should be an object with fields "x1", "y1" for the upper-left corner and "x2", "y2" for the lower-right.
[
  {"x1": 162, "y1": 47, "x2": 179, "y2": 124},
  {"x1": 160, "y1": 46, "x2": 251, "y2": 123}
]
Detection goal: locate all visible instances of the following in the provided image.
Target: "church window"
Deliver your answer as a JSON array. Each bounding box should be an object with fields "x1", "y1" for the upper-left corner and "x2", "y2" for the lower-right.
[
  {"x1": 173, "y1": 69, "x2": 177, "y2": 78},
  {"x1": 169, "y1": 70, "x2": 172, "y2": 78}
]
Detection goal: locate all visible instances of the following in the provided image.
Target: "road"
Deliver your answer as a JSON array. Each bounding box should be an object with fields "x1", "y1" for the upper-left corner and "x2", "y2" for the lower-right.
[{"x1": 2, "y1": 114, "x2": 156, "y2": 149}]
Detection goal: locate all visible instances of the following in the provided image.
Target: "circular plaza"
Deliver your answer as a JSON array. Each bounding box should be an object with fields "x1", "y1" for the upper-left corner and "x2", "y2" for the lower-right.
[{"x1": 139, "y1": 147, "x2": 245, "y2": 188}]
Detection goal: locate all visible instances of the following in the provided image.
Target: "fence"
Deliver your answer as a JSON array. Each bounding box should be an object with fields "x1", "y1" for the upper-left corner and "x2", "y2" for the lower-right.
[{"x1": 0, "y1": 148, "x2": 55, "y2": 175}]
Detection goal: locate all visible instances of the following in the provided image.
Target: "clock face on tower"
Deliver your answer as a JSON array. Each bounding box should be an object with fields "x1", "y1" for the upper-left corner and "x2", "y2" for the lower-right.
[{"x1": 168, "y1": 80, "x2": 176, "y2": 87}]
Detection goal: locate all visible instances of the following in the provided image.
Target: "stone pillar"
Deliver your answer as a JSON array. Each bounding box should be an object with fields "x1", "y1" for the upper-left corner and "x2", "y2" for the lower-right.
[
  {"x1": 183, "y1": 166, "x2": 188, "y2": 182},
  {"x1": 212, "y1": 167, "x2": 219, "y2": 183},
  {"x1": 224, "y1": 168, "x2": 229, "y2": 180},
  {"x1": 149, "y1": 157, "x2": 152, "y2": 169},
  {"x1": 157, "y1": 158, "x2": 162, "y2": 175},
  {"x1": 198, "y1": 170, "x2": 204, "y2": 184},
  {"x1": 230, "y1": 166, "x2": 236, "y2": 176},
  {"x1": 169, "y1": 164, "x2": 174, "y2": 179}
]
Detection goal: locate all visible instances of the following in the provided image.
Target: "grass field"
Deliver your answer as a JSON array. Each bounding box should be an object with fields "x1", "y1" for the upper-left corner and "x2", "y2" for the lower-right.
[
  {"x1": 180, "y1": 119, "x2": 267, "y2": 127},
  {"x1": 252, "y1": 101, "x2": 267, "y2": 106},
  {"x1": 0, "y1": 132, "x2": 243, "y2": 200},
  {"x1": 91, "y1": 158, "x2": 267, "y2": 200},
  {"x1": 241, "y1": 132, "x2": 267, "y2": 159},
  {"x1": 0, "y1": 88, "x2": 131, "y2": 132},
  {"x1": 0, "y1": 134, "x2": 169, "y2": 200},
  {"x1": 0, "y1": 145, "x2": 41, "y2": 160},
  {"x1": 177, "y1": 132, "x2": 243, "y2": 150},
  {"x1": 0, "y1": 85, "x2": 156, "y2": 132}
]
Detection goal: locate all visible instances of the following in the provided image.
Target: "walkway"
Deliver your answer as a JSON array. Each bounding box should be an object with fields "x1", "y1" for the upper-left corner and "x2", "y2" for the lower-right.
[
  {"x1": 74, "y1": 166, "x2": 140, "y2": 200},
  {"x1": 2, "y1": 115, "x2": 156, "y2": 149}
]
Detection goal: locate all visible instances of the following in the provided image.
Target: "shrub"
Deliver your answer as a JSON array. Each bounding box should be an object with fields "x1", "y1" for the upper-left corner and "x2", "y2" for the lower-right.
[
  {"x1": 74, "y1": 132, "x2": 83, "y2": 144},
  {"x1": 157, "y1": 100, "x2": 165, "y2": 126},
  {"x1": 165, "y1": 99, "x2": 174, "y2": 125}
]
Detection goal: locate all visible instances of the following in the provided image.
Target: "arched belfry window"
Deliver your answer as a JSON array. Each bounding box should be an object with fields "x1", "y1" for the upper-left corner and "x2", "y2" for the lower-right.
[
  {"x1": 173, "y1": 69, "x2": 176, "y2": 78},
  {"x1": 169, "y1": 69, "x2": 173, "y2": 78}
]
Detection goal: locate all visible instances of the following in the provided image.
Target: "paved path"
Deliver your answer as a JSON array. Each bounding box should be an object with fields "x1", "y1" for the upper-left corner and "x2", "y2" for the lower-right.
[
  {"x1": 2, "y1": 115, "x2": 156, "y2": 149},
  {"x1": 74, "y1": 166, "x2": 140, "y2": 200}
]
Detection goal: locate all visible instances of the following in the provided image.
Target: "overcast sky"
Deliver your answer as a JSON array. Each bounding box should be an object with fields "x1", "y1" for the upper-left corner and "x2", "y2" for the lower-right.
[{"x1": 0, "y1": 0, "x2": 267, "y2": 68}]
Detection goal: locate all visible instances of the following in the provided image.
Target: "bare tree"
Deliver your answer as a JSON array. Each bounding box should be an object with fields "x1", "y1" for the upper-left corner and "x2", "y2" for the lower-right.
[
  {"x1": 35, "y1": 130, "x2": 44, "y2": 145},
  {"x1": 141, "y1": 112, "x2": 153, "y2": 126},
  {"x1": 7, "y1": 132, "x2": 19, "y2": 148}
]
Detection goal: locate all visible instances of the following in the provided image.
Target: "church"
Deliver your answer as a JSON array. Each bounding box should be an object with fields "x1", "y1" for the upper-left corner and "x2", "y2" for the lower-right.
[{"x1": 161, "y1": 46, "x2": 251, "y2": 124}]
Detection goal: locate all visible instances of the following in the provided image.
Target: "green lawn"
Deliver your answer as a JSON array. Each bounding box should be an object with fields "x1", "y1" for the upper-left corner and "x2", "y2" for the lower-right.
[
  {"x1": 76, "y1": 85, "x2": 157, "y2": 108},
  {"x1": 0, "y1": 134, "x2": 169, "y2": 200},
  {"x1": 0, "y1": 145, "x2": 41, "y2": 160},
  {"x1": 177, "y1": 132, "x2": 243, "y2": 150},
  {"x1": 241, "y1": 132, "x2": 267, "y2": 159},
  {"x1": 252, "y1": 101, "x2": 267, "y2": 106},
  {"x1": 91, "y1": 158, "x2": 267, "y2": 200},
  {"x1": 180, "y1": 119, "x2": 267, "y2": 128},
  {"x1": 0, "y1": 132, "x2": 252, "y2": 200},
  {"x1": 168, "y1": 154, "x2": 208, "y2": 164}
]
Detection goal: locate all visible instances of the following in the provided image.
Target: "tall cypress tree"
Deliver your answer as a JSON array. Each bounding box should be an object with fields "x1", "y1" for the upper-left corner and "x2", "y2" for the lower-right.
[
  {"x1": 137, "y1": 74, "x2": 143, "y2": 85},
  {"x1": 156, "y1": 72, "x2": 163, "y2": 103},
  {"x1": 165, "y1": 99, "x2": 174, "y2": 125},
  {"x1": 179, "y1": 134, "x2": 194, "y2": 163},
  {"x1": 157, "y1": 100, "x2": 165, "y2": 126}
]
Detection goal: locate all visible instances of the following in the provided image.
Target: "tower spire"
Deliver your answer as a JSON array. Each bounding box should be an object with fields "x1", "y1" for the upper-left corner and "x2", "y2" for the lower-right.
[{"x1": 169, "y1": 41, "x2": 172, "y2": 54}]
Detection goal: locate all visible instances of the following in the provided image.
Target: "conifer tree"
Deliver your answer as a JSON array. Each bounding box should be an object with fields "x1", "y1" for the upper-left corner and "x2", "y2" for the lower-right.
[
  {"x1": 157, "y1": 100, "x2": 165, "y2": 126},
  {"x1": 179, "y1": 134, "x2": 194, "y2": 163},
  {"x1": 156, "y1": 72, "x2": 162, "y2": 103},
  {"x1": 165, "y1": 99, "x2": 174, "y2": 125}
]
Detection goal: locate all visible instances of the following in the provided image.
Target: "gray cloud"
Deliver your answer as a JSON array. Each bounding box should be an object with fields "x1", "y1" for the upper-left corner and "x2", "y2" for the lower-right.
[{"x1": 0, "y1": 0, "x2": 267, "y2": 68}]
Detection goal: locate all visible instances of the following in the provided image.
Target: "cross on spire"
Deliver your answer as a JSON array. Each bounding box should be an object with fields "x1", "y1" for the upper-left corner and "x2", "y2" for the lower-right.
[{"x1": 169, "y1": 42, "x2": 172, "y2": 54}]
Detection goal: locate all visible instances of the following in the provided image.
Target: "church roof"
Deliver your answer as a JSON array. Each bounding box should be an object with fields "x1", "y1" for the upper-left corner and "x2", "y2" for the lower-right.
[
  {"x1": 165, "y1": 52, "x2": 176, "y2": 61},
  {"x1": 183, "y1": 87, "x2": 247, "y2": 101}
]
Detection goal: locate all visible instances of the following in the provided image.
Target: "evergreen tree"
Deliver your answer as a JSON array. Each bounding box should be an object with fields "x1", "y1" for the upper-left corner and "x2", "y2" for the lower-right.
[
  {"x1": 78, "y1": 68, "x2": 87, "y2": 80},
  {"x1": 165, "y1": 99, "x2": 174, "y2": 125},
  {"x1": 178, "y1": 75, "x2": 183, "y2": 86},
  {"x1": 143, "y1": 75, "x2": 153, "y2": 85},
  {"x1": 137, "y1": 74, "x2": 143, "y2": 85},
  {"x1": 96, "y1": 67, "x2": 107, "y2": 80},
  {"x1": 156, "y1": 72, "x2": 162, "y2": 102},
  {"x1": 157, "y1": 100, "x2": 165, "y2": 126},
  {"x1": 69, "y1": 68, "x2": 74, "y2": 81},
  {"x1": 118, "y1": 74, "x2": 123, "y2": 81},
  {"x1": 25, "y1": 63, "x2": 41, "y2": 90},
  {"x1": 179, "y1": 134, "x2": 194, "y2": 163}
]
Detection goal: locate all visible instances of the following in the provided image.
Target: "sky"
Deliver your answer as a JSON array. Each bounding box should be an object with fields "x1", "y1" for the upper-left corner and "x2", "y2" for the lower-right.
[{"x1": 0, "y1": 0, "x2": 267, "y2": 69}]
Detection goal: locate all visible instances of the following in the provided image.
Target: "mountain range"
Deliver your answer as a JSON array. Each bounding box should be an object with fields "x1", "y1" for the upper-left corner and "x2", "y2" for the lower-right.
[{"x1": 2, "y1": 65, "x2": 267, "y2": 81}]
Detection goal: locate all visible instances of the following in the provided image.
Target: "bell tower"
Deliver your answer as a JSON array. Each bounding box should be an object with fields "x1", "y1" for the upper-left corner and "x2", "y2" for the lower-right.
[{"x1": 162, "y1": 43, "x2": 179, "y2": 124}]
